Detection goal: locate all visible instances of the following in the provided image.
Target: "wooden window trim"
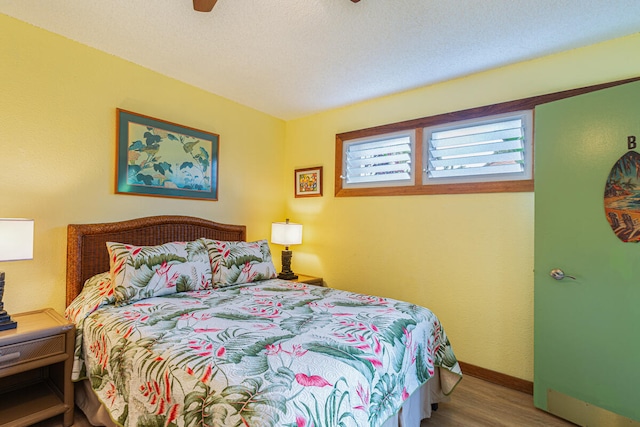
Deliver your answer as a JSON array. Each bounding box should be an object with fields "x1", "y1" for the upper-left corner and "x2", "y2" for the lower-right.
[{"x1": 335, "y1": 77, "x2": 640, "y2": 197}]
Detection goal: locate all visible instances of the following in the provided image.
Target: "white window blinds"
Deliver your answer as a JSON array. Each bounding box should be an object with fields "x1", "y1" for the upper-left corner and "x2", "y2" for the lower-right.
[
  {"x1": 425, "y1": 112, "x2": 531, "y2": 182},
  {"x1": 344, "y1": 135, "x2": 412, "y2": 185}
]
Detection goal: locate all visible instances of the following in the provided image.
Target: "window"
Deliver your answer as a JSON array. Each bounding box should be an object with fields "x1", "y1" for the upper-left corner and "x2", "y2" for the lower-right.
[
  {"x1": 335, "y1": 78, "x2": 637, "y2": 197},
  {"x1": 424, "y1": 111, "x2": 532, "y2": 185},
  {"x1": 342, "y1": 132, "x2": 414, "y2": 188},
  {"x1": 336, "y1": 112, "x2": 533, "y2": 196}
]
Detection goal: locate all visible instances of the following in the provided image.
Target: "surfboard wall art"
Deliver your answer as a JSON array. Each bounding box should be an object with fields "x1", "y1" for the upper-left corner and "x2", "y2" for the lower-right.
[{"x1": 604, "y1": 150, "x2": 640, "y2": 242}]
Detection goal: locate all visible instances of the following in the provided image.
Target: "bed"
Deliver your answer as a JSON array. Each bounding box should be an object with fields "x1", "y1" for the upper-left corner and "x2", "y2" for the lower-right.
[{"x1": 65, "y1": 215, "x2": 461, "y2": 427}]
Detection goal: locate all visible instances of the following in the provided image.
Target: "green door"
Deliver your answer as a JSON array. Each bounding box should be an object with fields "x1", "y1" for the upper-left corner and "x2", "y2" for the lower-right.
[{"x1": 534, "y1": 81, "x2": 640, "y2": 423}]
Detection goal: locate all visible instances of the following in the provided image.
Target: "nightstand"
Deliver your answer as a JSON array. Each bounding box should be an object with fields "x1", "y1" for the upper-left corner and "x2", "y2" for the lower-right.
[
  {"x1": 294, "y1": 274, "x2": 324, "y2": 286},
  {"x1": 0, "y1": 308, "x2": 75, "y2": 427}
]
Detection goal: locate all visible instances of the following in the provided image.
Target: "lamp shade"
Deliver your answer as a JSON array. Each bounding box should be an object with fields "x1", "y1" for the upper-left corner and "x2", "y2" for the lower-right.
[
  {"x1": 0, "y1": 219, "x2": 34, "y2": 262},
  {"x1": 271, "y1": 220, "x2": 302, "y2": 246}
]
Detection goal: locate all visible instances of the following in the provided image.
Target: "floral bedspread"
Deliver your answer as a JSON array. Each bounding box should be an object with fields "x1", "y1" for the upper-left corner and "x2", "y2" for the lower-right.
[{"x1": 69, "y1": 279, "x2": 461, "y2": 427}]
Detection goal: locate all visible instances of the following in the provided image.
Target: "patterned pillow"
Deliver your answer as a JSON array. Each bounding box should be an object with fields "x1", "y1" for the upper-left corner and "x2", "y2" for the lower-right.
[
  {"x1": 199, "y1": 238, "x2": 276, "y2": 287},
  {"x1": 107, "y1": 240, "x2": 213, "y2": 305},
  {"x1": 65, "y1": 271, "x2": 115, "y2": 324}
]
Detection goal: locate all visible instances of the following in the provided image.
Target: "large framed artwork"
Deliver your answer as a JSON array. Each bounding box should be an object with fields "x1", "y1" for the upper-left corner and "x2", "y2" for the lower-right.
[
  {"x1": 116, "y1": 109, "x2": 219, "y2": 201},
  {"x1": 294, "y1": 166, "x2": 323, "y2": 198}
]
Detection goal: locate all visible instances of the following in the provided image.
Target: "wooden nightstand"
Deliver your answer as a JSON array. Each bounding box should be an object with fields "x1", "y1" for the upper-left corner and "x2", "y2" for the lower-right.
[
  {"x1": 294, "y1": 274, "x2": 324, "y2": 286},
  {"x1": 0, "y1": 308, "x2": 75, "y2": 427}
]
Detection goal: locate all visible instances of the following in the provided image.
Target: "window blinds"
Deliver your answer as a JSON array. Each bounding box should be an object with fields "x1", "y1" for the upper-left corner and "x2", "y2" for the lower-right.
[
  {"x1": 427, "y1": 117, "x2": 525, "y2": 179},
  {"x1": 345, "y1": 136, "x2": 412, "y2": 184}
]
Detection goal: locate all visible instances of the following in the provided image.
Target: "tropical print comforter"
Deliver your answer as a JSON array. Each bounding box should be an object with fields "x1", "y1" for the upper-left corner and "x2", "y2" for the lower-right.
[{"x1": 68, "y1": 278, "x2": 461, "y2": 427}]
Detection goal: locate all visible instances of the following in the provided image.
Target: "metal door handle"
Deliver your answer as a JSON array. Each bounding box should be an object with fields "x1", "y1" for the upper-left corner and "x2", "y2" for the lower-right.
[{"x1": 550, "y1": 269, "x2": 576, "y2": 280}]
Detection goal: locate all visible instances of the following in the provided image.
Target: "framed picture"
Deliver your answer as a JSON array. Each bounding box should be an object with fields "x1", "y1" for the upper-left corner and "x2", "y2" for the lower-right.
[
  {"x1": 295, "y1": 166, "x2": 323, "y2": 198},
  {"x1": 116, "y1": 109, "x2": 219, "y2": 201}
]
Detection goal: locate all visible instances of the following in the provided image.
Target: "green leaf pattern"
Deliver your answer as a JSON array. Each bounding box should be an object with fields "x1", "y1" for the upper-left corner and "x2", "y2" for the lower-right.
[
  {"x1": 127, "y1": 125, "x2": 212, "y2": 191},
  {"x1": 73, "y1": 279, "x2": 461, "y2": 426},
  {"x1": 106, "y1": 241, "x2": 213, "y2": 305},
  {"x1": 200, "y1": 238, "x2": 277, "y2": 287}
]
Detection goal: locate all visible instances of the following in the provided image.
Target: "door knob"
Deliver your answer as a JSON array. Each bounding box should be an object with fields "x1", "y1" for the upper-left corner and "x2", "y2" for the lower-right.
[{"x1": 550, "y1": 269, "x2": 576, "y2": 280}]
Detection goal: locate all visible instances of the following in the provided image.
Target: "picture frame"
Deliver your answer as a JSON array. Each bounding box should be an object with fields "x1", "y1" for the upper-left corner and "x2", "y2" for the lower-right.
[
  {"x1": 294, "y1": 166, "x2": 323, "y2": 198},
  {"x1": 116, "y1": 109, "x2": 219, "y2": 201}
]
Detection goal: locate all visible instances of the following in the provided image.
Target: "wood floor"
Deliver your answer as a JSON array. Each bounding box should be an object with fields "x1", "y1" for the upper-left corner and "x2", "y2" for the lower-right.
[
  {"x1": 36, "y1": 375, "x2": 575, "y2": 427},
  {"x1": 421, "y1": 375, "x2": 575, "y2": 426}
]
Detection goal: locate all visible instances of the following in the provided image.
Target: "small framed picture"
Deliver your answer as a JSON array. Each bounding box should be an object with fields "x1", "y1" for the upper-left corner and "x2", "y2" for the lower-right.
[{"x1": 295, "y1": 166, "x2": 323, "y2": 198}]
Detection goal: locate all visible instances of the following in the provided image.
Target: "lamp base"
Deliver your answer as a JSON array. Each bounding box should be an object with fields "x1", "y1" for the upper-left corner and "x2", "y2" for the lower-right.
[
  {"x1": 0, "y1": 310, "x2": 17, "y2": 331},
  {"x1": 278, "y1": 249, "x2": 298, "y2": 281},
  {"x1": 277, "y1": 272, "x2": 298, "y2": 280},
  {"x1": 0, "y1": 273, "x2": 16, "y2": 330}
]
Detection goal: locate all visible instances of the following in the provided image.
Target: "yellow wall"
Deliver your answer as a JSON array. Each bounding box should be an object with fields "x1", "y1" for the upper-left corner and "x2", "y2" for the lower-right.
[
  {"x1": 285, "y1": 33, "x2": 640, "y2": 382},
  {"x1": 0, "y1": 15, "x2": 286, "y2": 314}
]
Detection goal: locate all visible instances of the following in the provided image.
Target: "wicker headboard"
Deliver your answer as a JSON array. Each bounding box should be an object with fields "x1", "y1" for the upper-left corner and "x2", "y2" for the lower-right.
[{"x1": 66, "y1": 215, "x2": 246, "y2": 306}]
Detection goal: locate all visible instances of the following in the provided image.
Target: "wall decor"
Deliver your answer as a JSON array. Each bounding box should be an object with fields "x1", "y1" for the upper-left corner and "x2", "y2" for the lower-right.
[
  {"x1": 604, "y1": 150, "x2": 640, "y2": 242},
  {"x1": 116, "y1": 109, "x2": 219, "y2": 200},
  {"x1": 295, "y1": 166, "x2": 323, "y2": 198}
]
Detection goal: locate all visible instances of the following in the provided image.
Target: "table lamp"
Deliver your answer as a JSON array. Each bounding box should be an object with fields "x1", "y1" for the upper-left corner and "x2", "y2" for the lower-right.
[
  {"x1": 0, "y1": 218, "x2": 34, "y2": 330},
  {"x1": 271, "y1": 219, "x2": 303, "y2": 280}
]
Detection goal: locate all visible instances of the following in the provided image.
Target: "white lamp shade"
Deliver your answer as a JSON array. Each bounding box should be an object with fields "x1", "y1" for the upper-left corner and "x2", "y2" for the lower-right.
[
  {"x1": 271, "y1": 221, "x2": 303, "y2": 246},
  {"x1": 0, "y1": 219, "x2": 34, "y2": 262}
]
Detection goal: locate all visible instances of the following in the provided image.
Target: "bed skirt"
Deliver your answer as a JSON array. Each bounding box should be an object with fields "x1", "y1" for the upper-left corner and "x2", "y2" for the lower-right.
[
  {"x1": 380, "y1": 367, "x2": 453, "y2": 427},
  {"x1": 76, "y1": 367, "x2": 455, "y2": 427}
]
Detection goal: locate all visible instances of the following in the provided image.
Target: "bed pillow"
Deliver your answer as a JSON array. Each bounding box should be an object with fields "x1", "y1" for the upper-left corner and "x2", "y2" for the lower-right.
[
  {"x1": 107, "y1": 240, "x2": 213, "y2": 305},
  {"x1": 65, "y1": 271, "x2": 115, "y2": 324},
  {"x1": 199, "y1": 238, "x2": 277, "y2": 287}
]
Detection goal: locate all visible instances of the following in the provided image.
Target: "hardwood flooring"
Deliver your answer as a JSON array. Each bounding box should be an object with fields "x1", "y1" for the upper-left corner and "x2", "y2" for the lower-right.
[
  {"x1": 421, "y1": 375, "x2": 576, "y2": 426},
  {"x1": 36, "y1": 375, "x2": 575, "y2": 426}
]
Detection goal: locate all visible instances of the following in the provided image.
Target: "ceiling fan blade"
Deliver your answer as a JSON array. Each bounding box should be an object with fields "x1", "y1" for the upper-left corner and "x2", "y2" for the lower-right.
[
  {"x1": 351, "y1": 0, "x2": 361, "y2": 2},
  {"x1": 193, "y1": 0, "x2": 218, "y2": 12}
]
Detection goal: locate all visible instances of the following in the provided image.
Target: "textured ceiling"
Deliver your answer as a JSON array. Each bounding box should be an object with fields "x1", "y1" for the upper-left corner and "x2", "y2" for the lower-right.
[{"x1": 2, "y1": 0, "x2": 639, "y2": 120}]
